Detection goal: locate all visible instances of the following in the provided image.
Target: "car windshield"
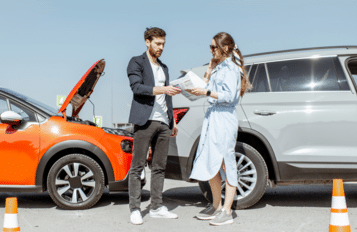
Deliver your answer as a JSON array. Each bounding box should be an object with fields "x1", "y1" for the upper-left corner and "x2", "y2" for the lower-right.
[{"x1": 0, "y1": 87, "x2": 61, "y2": 116}]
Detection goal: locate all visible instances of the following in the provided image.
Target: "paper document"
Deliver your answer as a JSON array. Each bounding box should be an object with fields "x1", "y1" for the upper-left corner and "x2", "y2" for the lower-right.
[{"x1": 170, "y1": 71, "x2": 207, "y2": 101}]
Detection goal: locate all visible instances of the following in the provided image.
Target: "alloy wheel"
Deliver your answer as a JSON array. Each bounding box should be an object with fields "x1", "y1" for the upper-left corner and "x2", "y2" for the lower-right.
[
  {"x1": 221, "y1": 152, "x2": 258, "y2": 200},
  {"x1": 55, "y1": 162, "x2": 96, "y2": 204}
]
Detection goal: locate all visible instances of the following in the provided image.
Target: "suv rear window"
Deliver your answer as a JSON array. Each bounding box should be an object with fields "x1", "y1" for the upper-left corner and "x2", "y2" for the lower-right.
[
  {"x1": 348, "y1": 59, "x2": 357, "y2": 85},
  {"x1": 251, "y1": 64, "x2": 269, "y2": 92},
  {"x1": 267, "y1": 57, "x2": 349, "y2": 92},
  {"x1": 248, "y1": 64, "x2": 257, "y2": 86}
]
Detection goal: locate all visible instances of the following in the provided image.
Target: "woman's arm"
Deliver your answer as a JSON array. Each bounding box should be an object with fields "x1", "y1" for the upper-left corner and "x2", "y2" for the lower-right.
[
  {"x1": 187, "y1": 69, "x2": 239, "y2": 102},
  {"x1": 203, "y1": 73, "x2": 210, "y2": 85},
  {"x1": 202, "y1": 59, "x2": 220, "y2": 85},
  {"x1": 216, "y1": 69, "x2": 239, "y2": 103},
  {"x1": 186, "y1": 88, "x2": 219, "y2": 99}
]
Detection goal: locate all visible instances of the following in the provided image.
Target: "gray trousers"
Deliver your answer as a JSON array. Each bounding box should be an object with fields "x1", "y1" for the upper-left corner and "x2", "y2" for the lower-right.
[{"x1": 129, "y1": 120, "x2": 171, "y2": 212}]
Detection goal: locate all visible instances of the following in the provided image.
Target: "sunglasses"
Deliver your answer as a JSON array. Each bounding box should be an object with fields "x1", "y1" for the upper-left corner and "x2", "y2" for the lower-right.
[{"x1": 210, "y1": 45, "x2": 218, "y2": 50}]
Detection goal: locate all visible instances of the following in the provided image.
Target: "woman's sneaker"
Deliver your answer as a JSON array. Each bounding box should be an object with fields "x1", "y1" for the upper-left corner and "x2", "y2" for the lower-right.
[
  {"x1": 196, "y1": 205, "x2": 220, "y2": 220},
  {"x1": 149, "y1": 206, "x2": 178, "y2": 219},
  {"x1": 130, "y1": 210, "x2": 143, "y2": 225},
  {"x1": 209, "y1": 209, "x2": 234, "y2": 226}
]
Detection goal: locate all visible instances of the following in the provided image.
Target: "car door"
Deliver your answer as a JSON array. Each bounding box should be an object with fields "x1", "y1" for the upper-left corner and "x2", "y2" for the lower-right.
[
  {"x1": 0, "y1": 96, "x2": 40, "y2": 185},
  {"x1": 240, "y1": 56, "x2": 357, "y2": 181}
]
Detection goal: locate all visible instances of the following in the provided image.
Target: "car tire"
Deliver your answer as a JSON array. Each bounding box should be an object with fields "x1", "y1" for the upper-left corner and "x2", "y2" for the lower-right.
[
  {"x1": 198, "y1": 141, "x2": 268, "y2": 209},
  {"x1": 47, "y1": 154, "x2": 105, "y2": 210}
]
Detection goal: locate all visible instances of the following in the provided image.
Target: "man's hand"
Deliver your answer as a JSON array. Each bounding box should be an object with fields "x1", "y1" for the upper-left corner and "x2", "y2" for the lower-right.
[
  {"x1": 170, "y1": 125, "x2": 178, "y2": 137},
  {"x1": 171, "y1": 121, "x2": 178, "y2": 137},
  {"x1": 153, "y1": 86, "x2": 182, "y2": 96},
  {"x1": 165, "y1": 86, "x2": 182, "y2": 96},
  {"x1": 186, "y1": 87, "x2": 207, "y2": 96}
]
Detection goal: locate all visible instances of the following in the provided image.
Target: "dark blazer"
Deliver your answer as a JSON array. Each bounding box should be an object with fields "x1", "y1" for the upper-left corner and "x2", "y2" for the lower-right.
[{"x1": 127, "y1": 52, "x2": 174, "y2": 129}]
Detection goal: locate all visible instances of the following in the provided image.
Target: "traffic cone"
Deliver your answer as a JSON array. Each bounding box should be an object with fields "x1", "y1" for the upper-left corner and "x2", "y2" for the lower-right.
[
  {"x1": 3, "y1": 197, "x2": 20, "y2": 232},
  {"x1": 329, "y1": 179, "x2": 351, "y2": 232}
]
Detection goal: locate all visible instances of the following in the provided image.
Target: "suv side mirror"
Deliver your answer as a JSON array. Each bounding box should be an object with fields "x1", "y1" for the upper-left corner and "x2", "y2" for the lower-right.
[{"x1": 0, "y1": 111, "x2": 23, "y2": 125}]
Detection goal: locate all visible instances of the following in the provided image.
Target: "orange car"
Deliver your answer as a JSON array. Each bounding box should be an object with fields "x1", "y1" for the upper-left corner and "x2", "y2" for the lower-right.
[{"x1": 0, "y1": 59, "x2": 145, "y2": 209}]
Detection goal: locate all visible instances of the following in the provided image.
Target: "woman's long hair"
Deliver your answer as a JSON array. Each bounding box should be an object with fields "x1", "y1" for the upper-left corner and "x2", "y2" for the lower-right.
[{"x1": 213, "y1": 32, "x2": 252, "y2": 97}]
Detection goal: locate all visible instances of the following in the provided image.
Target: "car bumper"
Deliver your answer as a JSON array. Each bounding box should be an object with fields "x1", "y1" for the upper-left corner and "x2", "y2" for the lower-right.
[{"x1": 108, "y1": 169, "x2": 146, "y2": 191}]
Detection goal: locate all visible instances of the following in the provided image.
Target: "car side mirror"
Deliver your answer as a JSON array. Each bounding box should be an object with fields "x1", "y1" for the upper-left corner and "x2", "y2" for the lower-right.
[{"x1": 0, "y1": 111, "x2": 23, "y2": 125}]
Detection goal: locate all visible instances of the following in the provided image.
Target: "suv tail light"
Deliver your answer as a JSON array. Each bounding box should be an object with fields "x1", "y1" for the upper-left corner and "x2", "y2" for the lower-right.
[
  {"x1": 173, "y1": 108, "x2": 189, "y2": 124},
  {"x1": 147, "y1": 147, "x2": 152, "y2": 162}
]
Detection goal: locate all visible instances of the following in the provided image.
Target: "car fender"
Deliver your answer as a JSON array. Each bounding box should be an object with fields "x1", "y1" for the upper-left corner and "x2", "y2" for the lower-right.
[{"x1": 35, "y1": 140, "x2": 114, "y2": 187}]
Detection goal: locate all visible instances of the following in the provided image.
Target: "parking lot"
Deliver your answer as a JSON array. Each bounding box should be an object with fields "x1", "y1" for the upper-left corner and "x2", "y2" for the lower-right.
[{"x1": 0, "y1": 167, "x2": 356, "y2": 232}]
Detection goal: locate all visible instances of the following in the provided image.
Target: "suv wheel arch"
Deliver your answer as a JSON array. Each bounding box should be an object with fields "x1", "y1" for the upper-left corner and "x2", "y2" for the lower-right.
[
  {"x1": 238, "y1": 127, "x2": 281, "y2": 181},
  {"x1": 185, "y1": 127, "x2": 281, "y2": 182}
]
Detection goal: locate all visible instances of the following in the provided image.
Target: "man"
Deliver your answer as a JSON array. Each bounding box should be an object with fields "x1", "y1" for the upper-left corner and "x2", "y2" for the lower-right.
[{"x1": 127, "y1": 27, "x2": 182, "y2": 225}]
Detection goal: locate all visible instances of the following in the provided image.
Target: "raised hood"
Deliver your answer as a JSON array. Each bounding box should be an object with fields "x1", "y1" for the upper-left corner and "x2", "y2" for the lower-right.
[{"x1": 58, "y1": 59, "x2": 105, "y2": 118}]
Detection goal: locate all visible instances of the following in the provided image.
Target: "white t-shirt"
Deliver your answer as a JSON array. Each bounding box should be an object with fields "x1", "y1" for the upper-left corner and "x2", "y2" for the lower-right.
[{"x1": 148, "y1": 61, "x2": 169, "y2": 126}]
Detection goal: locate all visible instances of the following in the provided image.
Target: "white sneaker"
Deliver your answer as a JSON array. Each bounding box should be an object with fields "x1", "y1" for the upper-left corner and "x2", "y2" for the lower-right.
[
  {"x1": 150, "y1": 206, "x2": 178, "y2": 219},
  {"x1": 130, "y1": 210, "x2": 143, "y2": 225}
]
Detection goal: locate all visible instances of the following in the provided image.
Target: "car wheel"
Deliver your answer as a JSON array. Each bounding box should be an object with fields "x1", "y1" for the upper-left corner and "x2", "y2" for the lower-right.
[
  {"x1": 47, "y1": 154, "x2": 105, "y2": 210},
  {"x1": 198, "y1": 141, "x2": 268, "y2": 209}
]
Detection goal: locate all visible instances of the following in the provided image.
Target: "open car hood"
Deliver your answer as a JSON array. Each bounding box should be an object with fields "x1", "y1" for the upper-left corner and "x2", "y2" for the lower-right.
[{"x1": 58, "y1": 59, "x2": 105, "y2": 118}]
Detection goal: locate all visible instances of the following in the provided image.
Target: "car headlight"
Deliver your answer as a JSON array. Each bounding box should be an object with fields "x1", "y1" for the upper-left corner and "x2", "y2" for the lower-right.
[{"x1": 121, "y1": 140, "x2": 133, "y2": 153}]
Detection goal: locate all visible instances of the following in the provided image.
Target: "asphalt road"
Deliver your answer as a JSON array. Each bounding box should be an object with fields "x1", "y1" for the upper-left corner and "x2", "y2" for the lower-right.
[{"x1": 1, "y1": 168, "x2": 357, "y2": 232}]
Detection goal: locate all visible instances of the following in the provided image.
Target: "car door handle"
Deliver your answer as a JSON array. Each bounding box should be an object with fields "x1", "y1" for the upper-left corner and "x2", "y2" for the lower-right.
[{"x1": 254, "y1": 110, "x2": 276, "y2": 116}]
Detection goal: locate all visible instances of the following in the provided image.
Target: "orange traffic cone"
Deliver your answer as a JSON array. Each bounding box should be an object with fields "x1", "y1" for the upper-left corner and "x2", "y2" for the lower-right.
[
  {"x1": 329, "y1": 179, "x2": 351, "y2": 232},
  {"x1": 3, "y1": 197, "x2": 20, "y2": 232}
]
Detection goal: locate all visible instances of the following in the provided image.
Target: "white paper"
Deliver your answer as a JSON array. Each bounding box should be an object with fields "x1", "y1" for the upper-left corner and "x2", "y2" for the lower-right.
[{"x1": 170, "y1": 71, "x2": 207, "y2": 101}]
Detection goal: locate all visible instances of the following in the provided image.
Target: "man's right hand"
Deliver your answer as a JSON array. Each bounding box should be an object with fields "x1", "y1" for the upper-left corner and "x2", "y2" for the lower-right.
[
  {"x1": 153, "y1": 86, "x2": 181, "y2": 96},
  {"x1": 165, "y1": 86, "x2": 182, "y2": 96}
]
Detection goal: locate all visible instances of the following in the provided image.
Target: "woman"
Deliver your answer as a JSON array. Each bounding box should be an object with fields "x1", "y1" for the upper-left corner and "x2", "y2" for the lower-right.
[{"x1": 187, "y1": 32, "x2": 251, "y2": 226}]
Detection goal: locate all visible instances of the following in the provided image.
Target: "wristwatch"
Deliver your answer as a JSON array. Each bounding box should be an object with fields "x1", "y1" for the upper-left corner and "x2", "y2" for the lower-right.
[{"x1": 206, "y1": 90, "x2": 211, "y2": 96}]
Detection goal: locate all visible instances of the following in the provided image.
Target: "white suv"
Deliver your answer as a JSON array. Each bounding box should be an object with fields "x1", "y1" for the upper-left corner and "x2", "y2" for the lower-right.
[{"x1": 166, "y1": 46, "x2": 357, "y2": 209}]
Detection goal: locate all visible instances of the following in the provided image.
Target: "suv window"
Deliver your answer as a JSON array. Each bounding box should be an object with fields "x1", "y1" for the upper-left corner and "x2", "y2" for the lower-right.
[
  {"x1": 0, "y1": 97, "x2": 8, "y2": 116},
  {"x1": 9, "y1": 101, "x2": 37, "y2": 122},
  {"x1": 251, "y1": 64, "x2": 269, "y2": 92},
  {"x1": 347, "y1": 59, "x2": 357, "y2": 86},
  {"x1": 334, "y1": 58, "x2": 350, "y2": 90},
  {"x1": 267, "y1": 57, "x2": 349, "y2": 92},
  {"x1": 245, "y1": 65, "x2": 251, "y2": 77},
  {"x1": 248, "y1": 64, "x2": 257, "y2": 85}
]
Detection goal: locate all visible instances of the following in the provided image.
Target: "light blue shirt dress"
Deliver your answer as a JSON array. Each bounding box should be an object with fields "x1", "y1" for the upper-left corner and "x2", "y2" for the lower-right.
[{"x1": 189, "y1": 57, "x2": 241, "y2": 187}]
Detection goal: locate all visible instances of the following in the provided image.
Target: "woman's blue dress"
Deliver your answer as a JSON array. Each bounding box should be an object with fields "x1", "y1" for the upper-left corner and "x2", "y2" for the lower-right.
[{"x1": 189, "y1": 57, "x2": 241, "y2": 186}]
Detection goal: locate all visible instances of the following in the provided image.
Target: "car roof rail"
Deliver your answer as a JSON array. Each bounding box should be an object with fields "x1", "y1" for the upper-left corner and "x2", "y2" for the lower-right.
[{"x1": 243, "y1": 45, "x2": 357, "y2": 58}]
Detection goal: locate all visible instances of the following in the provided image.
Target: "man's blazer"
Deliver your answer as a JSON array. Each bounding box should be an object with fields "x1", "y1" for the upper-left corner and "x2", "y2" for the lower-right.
[{"x1": 127, "y1": 52, "x2": 174, "y2": 129}]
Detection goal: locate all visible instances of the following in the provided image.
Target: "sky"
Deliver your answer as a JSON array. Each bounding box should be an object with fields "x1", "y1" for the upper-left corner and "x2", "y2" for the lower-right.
[{"x1": 1, "y1": 0, "x2": 357, "y2": 127}]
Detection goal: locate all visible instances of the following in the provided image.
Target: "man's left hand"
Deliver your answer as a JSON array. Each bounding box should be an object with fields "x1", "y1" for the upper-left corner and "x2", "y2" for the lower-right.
[{"x1": 170, "y1": 125, "x2": 178, "y2": 137}]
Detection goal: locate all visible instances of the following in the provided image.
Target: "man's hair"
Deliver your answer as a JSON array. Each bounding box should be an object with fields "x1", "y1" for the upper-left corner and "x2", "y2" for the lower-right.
[{"x1": 144, "y1": 27, "x2": 166, "y2": 41}]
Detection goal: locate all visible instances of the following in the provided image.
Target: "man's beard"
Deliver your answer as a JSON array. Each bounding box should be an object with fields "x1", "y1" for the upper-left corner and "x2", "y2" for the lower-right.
[{"x1": 149, "y1": 46, "x2": 162, "y2": 58}]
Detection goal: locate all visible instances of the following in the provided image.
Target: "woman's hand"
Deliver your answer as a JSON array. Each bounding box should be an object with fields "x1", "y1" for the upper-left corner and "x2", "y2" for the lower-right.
[
  {"x1": 208, "y1": 58, "x2": 220, "y2": 72},
  {"x1": 186, "y1": 87, "x2": 207, "y2": 96}
]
